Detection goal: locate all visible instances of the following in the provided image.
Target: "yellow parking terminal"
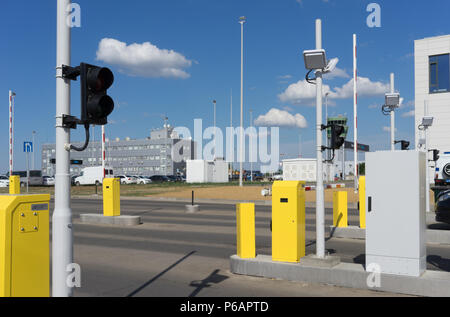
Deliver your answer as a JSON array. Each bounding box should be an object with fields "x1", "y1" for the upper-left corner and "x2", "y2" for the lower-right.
[
  {"x1": 9, "y1": 176, "x2": 20, "y2": 195},
  {"x1": 272, "y1": 181, "x2": 306, "y2": 263},
  {"x1": 103, "y1": 178, "x2": 121, "y2": 217},
  {"x1": 0, "y1": 194, "x2": 50, "y2": 297}
]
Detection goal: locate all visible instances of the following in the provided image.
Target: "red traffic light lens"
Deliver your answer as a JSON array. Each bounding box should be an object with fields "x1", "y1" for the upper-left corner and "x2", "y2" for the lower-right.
[{"x1": 87, "y1": 67, "x2": 114, "y2": 92}]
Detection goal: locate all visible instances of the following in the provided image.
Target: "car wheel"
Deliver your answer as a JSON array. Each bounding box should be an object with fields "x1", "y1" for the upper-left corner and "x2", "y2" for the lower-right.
[
  {"x1": 95, "y1": 181, "x2": 100, "y2": 186},
  {"x1": 76, "y1": 182, "x2": 81, "y2": 186}
]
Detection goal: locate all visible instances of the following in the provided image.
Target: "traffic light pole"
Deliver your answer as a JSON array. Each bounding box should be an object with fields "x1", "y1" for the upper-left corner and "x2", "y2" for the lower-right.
[
  {"x1": 315, "y1": 19, "x2": 325, "y2": 259},
  {"x1": 53, "y1": 0, "x2": 73, "y2": 297}
]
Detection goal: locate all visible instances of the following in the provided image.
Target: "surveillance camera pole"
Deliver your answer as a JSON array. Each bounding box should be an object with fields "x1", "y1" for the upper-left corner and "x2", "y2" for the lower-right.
[
  {"x1": 424, "y1": 101, "x2": 430, "y2": 213},
  {"x1": 390, "y1": 73, "x2": 395, "y2": 151},
  {"x1": 53, "y1": 0, "x2": 73, "y2": 297},
  {"x1": 315, "y1": 19, "x2": 325, "y2": 259}
]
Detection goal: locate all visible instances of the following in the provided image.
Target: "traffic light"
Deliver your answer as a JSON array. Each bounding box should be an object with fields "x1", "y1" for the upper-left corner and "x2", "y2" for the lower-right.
[
  {"x1": 401, "y1": 141, "x2": 410, "y2": 151},
  {"x1": 80, "y1": 63, "x2": 114, "y2": 125},
  {"x1": 432, "y1": 149, "x2": 440, "y2": 162},
  {"x1": 330, "y1": 124, "x2": 345, "y2": 150}
]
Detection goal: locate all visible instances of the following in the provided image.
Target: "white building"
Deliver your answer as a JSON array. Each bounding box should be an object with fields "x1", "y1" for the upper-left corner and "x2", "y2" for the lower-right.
[
  {"x1": 186, "y1": 159, "x2": 229, "y2": 183},
  {"x1": 415, "y1": 35, "x2": 450, "y2": 152}
]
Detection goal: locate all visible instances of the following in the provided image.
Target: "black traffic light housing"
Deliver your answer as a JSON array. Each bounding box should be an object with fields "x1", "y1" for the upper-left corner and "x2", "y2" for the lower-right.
[
  {"x1": 61, "y1": 63, "x2": 114, "y2": 152},
  {"x1": 431, "y1": 149, "x2": 440, "y2": 162},
  {"x1": 394, "y1": 140, "x2": 410, "y2": 151},
  {"x1": 80, "y1": 63, "x2": 114, "y2": 125},
  {"x1": 330, "y1": 124, "x2": 345, "y2": 150}
]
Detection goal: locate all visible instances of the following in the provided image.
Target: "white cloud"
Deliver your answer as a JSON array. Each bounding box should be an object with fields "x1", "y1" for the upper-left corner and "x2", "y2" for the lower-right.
[
  {"x1": 401, "y1": 110, "x2": 415, "y2": 118},
  {"x1": 329, "y1": 77, "x2": 390, "y2": 99},
  {"x1": 96, "y1": 38, "x2": 193, "y2": 79},
  {"x1": 278, "y1": 80, "x2": 332, "y2": 105},
  {"x1": 323, "y1": 66, "x2": 350, "y2": 80},
  {"x1": 254, "y1": 108, "x2": 307, "y2": 129},
  {"x1": 278, "y1": 76, "x2": 389, "y2": 105}
]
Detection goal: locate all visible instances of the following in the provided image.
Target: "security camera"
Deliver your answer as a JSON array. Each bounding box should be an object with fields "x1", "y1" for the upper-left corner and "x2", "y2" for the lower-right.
[{"x1": 324, "y1": 58, "x2": 339, "y2": 74}]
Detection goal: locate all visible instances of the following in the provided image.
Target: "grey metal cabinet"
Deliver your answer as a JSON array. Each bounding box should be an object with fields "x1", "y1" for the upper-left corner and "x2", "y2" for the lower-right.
[{"x1": 366, "y1": 151, "x2": 426, "y2": 277}]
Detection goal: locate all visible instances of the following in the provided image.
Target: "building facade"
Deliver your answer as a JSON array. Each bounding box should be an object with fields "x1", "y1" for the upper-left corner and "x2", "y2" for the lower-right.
[
  {"x1": 415, "y1": 35, "x2": 450, "y2": 152},
  {"x1": 41, "y1": 127, "x2": 196, "y2": 177}
]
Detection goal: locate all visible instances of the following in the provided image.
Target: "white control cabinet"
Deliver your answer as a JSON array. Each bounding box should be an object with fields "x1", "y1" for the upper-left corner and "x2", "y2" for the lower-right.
[{"x1": 366, "y1": 151, "x2": 426, "y2": 277}]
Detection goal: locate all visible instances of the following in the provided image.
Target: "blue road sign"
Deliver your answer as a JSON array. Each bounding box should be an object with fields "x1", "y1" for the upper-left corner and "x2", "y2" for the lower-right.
[{"x1": 24, "y1": 141, "x2": 33, "y2": 153}]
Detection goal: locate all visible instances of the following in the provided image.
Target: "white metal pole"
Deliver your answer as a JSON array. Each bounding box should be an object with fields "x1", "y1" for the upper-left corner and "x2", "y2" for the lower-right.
[
  {"x1": 424, "y1": 100, "x2": 430, "y2": 212},
  {"x1": 230, "y1": 90, "x2": 233, "y2": 177},
  {"x1": 102, "y1": 125, "x2": 106, "y2": 179},
  {"x1": 353, "y1": 34, "x2": 358, "y2": 192},
  {"x1": 213, "y1": 100, "x2": 216, "y2": 160},
  {"x1": 32, "y1": 131, "x2": 36, "y2": 171},
  {"x1": 390, "y1": 73, "x2": 395, "y2": 151},
  {"x1": 250, "y1": 109, "x2": 253, "y2": 182},
  {"x1": 315, "y1": 19, "x2": 325, "y2": 259},
  {"x1": 239, "y1": 17, "x2": 245, "y2": 187},
  {"x1": 26, "y1": 151, "x2": 29, "y2": 193},
  {"x1": 53, "y1": 0, "x2": 73, "y2": 297}
]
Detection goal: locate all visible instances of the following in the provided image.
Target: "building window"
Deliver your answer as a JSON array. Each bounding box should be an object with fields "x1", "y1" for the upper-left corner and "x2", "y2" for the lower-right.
[{"x1": 429, "y1": 54, "x2": 450, "y2": 94}]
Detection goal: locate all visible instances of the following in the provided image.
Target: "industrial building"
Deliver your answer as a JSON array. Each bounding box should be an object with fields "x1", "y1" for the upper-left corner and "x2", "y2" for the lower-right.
[
  {"x1": 415, "y1": 35, "x2": 450, "y2": 152},
  {"x1": 41, "y1": 126, "x2": 196, "y2": 177}
]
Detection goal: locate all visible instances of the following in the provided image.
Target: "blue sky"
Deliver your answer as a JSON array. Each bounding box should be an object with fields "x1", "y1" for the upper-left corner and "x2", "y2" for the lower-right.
[{"x1": 2, "y1": 0, "x2": 450, "y2": 172}]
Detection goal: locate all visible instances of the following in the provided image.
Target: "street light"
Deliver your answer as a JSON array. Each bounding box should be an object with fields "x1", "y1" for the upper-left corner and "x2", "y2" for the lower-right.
[
  {"x1": 418, "y1": 109, "x2": 434, "y2": 213},
  {"x1": 303, "y1": 19, "x2": 339, "y2": 260},
  {"x1": 239, "y1": 16, "x2": 246, "y2": 187}
]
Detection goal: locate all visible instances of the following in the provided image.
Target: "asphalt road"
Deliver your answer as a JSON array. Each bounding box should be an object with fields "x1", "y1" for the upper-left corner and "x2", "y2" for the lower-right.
[{"x1": 49, "y1": 198, "x2": 450, "y2": 297}]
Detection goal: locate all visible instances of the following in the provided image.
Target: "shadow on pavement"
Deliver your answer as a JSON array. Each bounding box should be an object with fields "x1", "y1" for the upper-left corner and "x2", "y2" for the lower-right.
[
  {"x1": 188, "y1": 269, "x2": 229, "y2": 297},
  {"x1": 127, "y1": 250, "x2": 197, "y2": 297}
]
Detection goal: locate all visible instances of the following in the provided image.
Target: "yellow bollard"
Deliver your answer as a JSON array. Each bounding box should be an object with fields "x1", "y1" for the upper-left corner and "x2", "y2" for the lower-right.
[
  {"x1": 0, "y1": 194, "x2": 50, "y2": 297},
  {"x1": 236, "y1": 203, "x2": 256, "y2": 259},
  {"x1": 333, "y1": 191, "x2": 348, "y2": 228},
  {"x1": 272, "y1": 181, "x2": 306, "y2": 263},
  {"x1": 359, "y1": 176, "x2": 366, "y2": 229},
  {"x1": 9, "y1": 176, "x2": 20, "y2": 195},
  {"x1": 103, "y1": 178, "x2": 121, "y2": 217}
]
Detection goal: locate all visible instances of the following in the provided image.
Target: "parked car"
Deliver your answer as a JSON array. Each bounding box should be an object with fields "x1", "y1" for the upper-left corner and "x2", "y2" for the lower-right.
[
  {"x1": 167, "y1": 175, "x2": 182, "y2": 182},
  {"x1": 0, "y1": 175, "x2": 9, "y2": 188},
  {"x1": 435, "y1": 189, "x2": 450, "y2": 224},
  {"x1": 117, "y1": 175, "x2": 137, "y2": 185},
  {"x1": 149, "y1": 175, "x2": 169, "y2": 183},
  {"x1": 43, "y1": 176, "x2": 55, "y2": 186},
  {"x1": 136, "y1": 176, "x2": 152, "y2": 185}
]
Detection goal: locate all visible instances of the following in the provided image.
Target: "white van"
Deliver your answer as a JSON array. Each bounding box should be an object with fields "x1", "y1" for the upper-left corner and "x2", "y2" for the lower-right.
[{"x1": 74, "y1": 166, "x2": 114, "y2": 186}]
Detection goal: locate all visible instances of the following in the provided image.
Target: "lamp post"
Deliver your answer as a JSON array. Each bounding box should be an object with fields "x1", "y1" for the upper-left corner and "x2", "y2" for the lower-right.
[
  {"x1": 250, "y1": 109, "x2": 253, "y2": 182},
  {"x1": 213, "y1": 100, "x2": 216, "y2": 160},
  {"x1": 303, "y1": 19, "x2": 339, "y2": 259},
  {"x1": 239, "y1": 16, "x2": 246, "y2": 187}
]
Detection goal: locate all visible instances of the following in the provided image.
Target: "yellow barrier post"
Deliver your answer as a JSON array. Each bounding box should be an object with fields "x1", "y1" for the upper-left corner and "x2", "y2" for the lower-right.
[
  {"x1": 236, "y1": 203, "x2": 256, "y2": 259},
  {"x1": 272, "y1": 181, "x2": 306, "y2": 263},
  {"x1": 0, "y1": 194, "x2": 50, "y2": 297},
  {"x1": 333, "y1": 191, "x2": 348, "y2": 228},
  {"x1": 103, "y1": 178, "x2": 121, "y2": 217},
  {"x1": 9, "y1": 176, "x2": 20, "y2": 195},
  {"x1": 359, "y1": 176, "x2": 366, "y2": 229}
]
